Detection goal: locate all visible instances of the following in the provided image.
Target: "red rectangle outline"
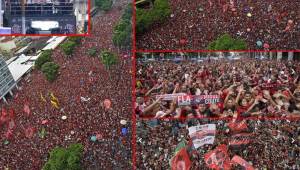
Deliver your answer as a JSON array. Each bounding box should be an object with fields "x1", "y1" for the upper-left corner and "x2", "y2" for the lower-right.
[
  {"x1": 131, "y1": 1, "x2": 300, "y2": 170},
  {"x1": 0, "y1": 0, "x2": 91, "y2": 37},
  {"x1": 132, "y1": 0, "x2": 137, "y2": 169}
]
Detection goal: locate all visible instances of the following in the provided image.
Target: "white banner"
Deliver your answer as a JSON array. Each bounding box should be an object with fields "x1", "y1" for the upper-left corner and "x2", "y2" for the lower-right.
[
  {"x1": 188, "y1": 124, "x2": 216, "y2": 149},
  {"x1": 155, "y1": 93, "x2": 186, "y2": 101}
]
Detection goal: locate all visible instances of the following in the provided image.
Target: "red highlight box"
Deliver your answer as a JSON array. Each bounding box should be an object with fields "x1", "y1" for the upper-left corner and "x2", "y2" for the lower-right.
[{"x1": 0, "y1": 0, "x2": 91, "y2": 36}]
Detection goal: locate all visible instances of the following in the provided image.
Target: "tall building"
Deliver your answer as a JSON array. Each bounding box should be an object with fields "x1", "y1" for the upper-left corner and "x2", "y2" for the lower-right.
[
  {"x1": 4, "y1": 0, "x2": 76, "y2": 34},
  {"x1": 0, "y1": 55, "x2": 16, "y2": 103}
]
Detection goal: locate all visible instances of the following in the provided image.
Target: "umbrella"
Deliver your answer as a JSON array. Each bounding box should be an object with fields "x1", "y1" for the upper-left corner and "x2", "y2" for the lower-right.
[
  {"x1": 96, "y1": 133, "x2": 103, "y2": 140},
  {"x1": 3, "y1": 140, "x2": 9, "y2": 145},
  {"x1": 122, "y1": 128, "x2": 128, "y2": 136},
  {"x1": 256, "y1": 41, "x2": 263, "y2": 47},
  {"x1": 90, "y1": 135, "x2": 97, "y2": 142},
  {"x1": 61, "y1": 116, "x2": 67, "y2": 120},
  {"x1": 120, "y1": 120, "x2": 127, "y2": 125},
  {"x1": 41, "y1": 120, "x2": 48, "y2": 125},
  {"x1": 263, "y1": 43, "x2": 270, "y2": 49},
  {"x1": 179, "y1": 39, "x2": 187, "y2": 45}
]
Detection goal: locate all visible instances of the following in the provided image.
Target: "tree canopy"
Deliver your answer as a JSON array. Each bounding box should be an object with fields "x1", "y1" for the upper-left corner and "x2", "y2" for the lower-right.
[
  {"x1": 136, "y1": 0, "x2": 171, "y2": 34},
  {"x1": 208, "y1": 34, "x2": 248, "y2": 50},
  {"x1": 35, "y1": 50, "x2": 53, "y2": 70},
  {"x1": 41, "y1": 62, "x2": 60, "y2": 82},
  {"x1": 113, "y1": 4, "x2": 132, "y2": 49},
  {"x1": 100, "y1": 50, "x2": 118, "y2": 69},
  {"x1": 42, "y1": 143, "x2": 84, "y2": 170},
  {"x1": 95, "y1": 0, "x2": 113, "y2": 11}
]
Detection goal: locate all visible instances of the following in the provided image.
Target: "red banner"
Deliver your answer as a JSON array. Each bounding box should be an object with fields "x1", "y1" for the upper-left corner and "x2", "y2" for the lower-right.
[
  {"x1": 229, "y1": 133, "x2": 252, "y2": 146},
  {"x1": 228, "y1": 120, "x2": 248, "y2": 132},
  {"x1": 204, "y1": 144, "x2": 231, "y2": 170},
  {"x1": 231, "y1": 155, "x2": 255, "y2": 170},
  {"x1": 171, "y1": 148, "x2": 192, "y2": 170}
]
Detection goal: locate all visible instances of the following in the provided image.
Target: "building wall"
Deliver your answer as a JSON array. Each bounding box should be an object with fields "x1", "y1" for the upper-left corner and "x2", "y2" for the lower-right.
[{"x1": 0, "y1": 55, "x2": 16, "y2": 99}]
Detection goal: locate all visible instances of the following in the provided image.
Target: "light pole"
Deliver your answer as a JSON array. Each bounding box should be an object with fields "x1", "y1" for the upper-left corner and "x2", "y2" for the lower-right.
[
  {"x1": 21, "y1": 0, "x2": 26, "y2": 34},
  {"x1": 0, "y1": 0, "x2": 3, "y2": 27}
]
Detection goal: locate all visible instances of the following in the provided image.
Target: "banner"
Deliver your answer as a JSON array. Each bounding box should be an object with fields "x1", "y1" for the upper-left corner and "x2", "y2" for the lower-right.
[
  {"x1": 178, "y1": 95, "x2": 220, "y2": 106},
  {"x1": 229, "y1": 133, "x2": 252, "y2": 146},
  {"x1": 231, "y1": 155, "x2": 255, "y2": 170},
  {"x1": 50, "y1": 93, "x2": 59, "y2": 103},
  {"x1": 51, "y1": 100, "x2": 59, "y2": 109},
  {"x1": 171, "y1": 148, "x2": 192, "y2": 170},
  {"x1": 188, "y1": 124, "x2": 216, "y2": 149},
  {"x1": 156, "y1": 93, "x2": 186, "y2": 101},
  {"x1": 204, "y1": 144, "x2": 231, "y2": 170},
  {"x1": 227, "y1": 120, "x2": 248, "y2": 132}
]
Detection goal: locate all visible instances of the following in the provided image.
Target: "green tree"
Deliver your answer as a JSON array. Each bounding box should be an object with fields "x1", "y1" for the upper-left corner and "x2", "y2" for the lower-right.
[
  {"x1": 60, "y1": 40, "x2": 76, "y2": 55},
  {"x1": 113, "y1": 20, "x2": 132, "y2": 49},
  {"x1": 35, "y1": 50, "x2": 53, "y2": 70},
  {"x1": 100, "y1": 50, "x2": 118, "y2": 69},
  {"x1": 41, "y1": 62, "x2": 60, "y2": 82},
  {"x1": 95, "y1": 0, "x2": 113, "y2": 11},
  {"x1": 68, "y1": 37, "x2": 82, "y2": 45},
  {"x1": 136, "y1": 0, "x2": 171, "y2": 34},
  {"x1": 208, "y1": 34, "x2": 247, "y2": 50},
  {"x1": 122, "y1": 3, "x2": 133, "y2": 21},
  {"x1": 42, "y1": 143, "x2": 83, "y2": 170},
  {"x1": 112, "y1": 4, "x2": 132, "y2": 49}
]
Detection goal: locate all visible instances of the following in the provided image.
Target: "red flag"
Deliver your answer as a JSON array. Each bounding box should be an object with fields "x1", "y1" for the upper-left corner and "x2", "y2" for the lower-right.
[
  {"x1": 0, "y1": 108, "x2": 9, "y2": 124},
  {"x1": 4, "y1": 129, "x2": 13, "y2": 139},
  {"x1": 171, "y1": 148, "x2": 192, "y2": 170},
  {"x1": 204, "y1": 144, "x2": 231, "y2": 170},
  {"x1": 24, "y1": 103, "x2": 31, "y2": 116},
  {"x1": 9, "y1": 108, "x2": 15, "y2": 120},
  {"x1": 1, "y1": 108, "x2": 7, "y2": 116},
  {"x1": 231, "y1": 155, "x2": 255, "y2": 170},
  {"x1": 25, "y1": 127, "x2": 35, "y2": 138}
]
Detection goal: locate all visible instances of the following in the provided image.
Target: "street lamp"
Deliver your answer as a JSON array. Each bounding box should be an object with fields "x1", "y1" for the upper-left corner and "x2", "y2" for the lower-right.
[{"x1": 21, "y1": 0, "x2": 26, "y2": 34}]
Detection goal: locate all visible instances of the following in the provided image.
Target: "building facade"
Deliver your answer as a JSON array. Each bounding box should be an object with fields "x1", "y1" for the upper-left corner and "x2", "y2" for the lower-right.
[{"x1": 0, "y1": 55, "x2": 16, "y2": 103}]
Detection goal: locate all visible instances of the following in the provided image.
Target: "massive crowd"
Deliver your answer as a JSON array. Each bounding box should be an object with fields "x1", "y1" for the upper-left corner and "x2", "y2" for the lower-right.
[
  {"x1": 136, "y1": 56, "x2": 300, "y2": 119},
  {"x1": 136, "y1": 0, "x2": 300, "y2": 50},
  {"x1": 0, "y1": 0, "x2": 132, "y2": 169},
  {"x1": 137, "y1": 119, "x2": 300, "y2": 169}
]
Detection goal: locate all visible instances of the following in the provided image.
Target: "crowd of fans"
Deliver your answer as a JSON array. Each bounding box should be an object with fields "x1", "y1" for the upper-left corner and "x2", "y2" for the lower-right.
[
  {"x1": 137, "y1": 119, "x2": 300, "y2": 169},
  {"x1": 136, "y1": 0, "x2": 300, "y2": 50},
  {"x1": 136, "y1": 56, "x2": 300, "y2": 119},
  {"x1": 0, "y1": 0, "x2": 132, "y2": 169}
]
